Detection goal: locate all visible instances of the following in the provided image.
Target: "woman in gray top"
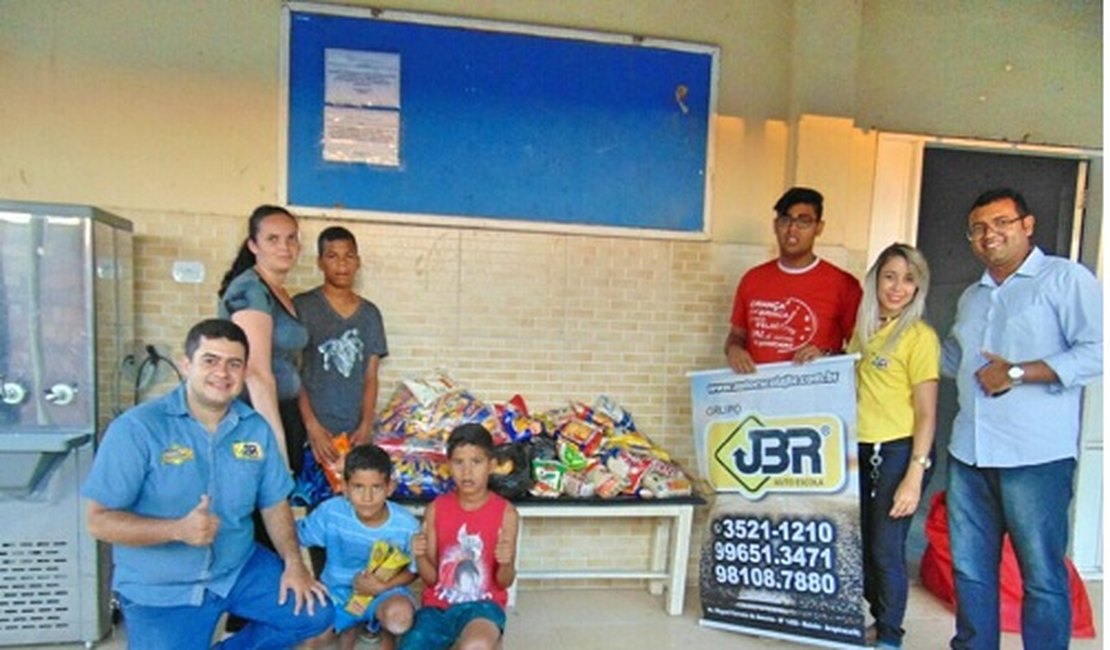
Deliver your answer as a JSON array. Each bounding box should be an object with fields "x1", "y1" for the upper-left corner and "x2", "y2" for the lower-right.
[{"x1": 217, "y1": 205, "x2": 309, "y2": 473}]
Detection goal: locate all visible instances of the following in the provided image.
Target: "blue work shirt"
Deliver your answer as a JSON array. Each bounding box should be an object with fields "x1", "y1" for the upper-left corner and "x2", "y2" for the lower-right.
[
  {"x1": 82, "y1": 384, "x2": 293, "y2": 606},
  {"x1": 942, "y1": 247, "x2": 1102, "y2": 467}
]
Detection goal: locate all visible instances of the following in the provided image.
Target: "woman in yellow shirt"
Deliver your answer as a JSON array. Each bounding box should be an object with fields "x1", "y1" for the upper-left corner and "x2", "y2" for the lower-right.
[{"x1": 848, "y1": 243, "x2": 939, "y2": 650}]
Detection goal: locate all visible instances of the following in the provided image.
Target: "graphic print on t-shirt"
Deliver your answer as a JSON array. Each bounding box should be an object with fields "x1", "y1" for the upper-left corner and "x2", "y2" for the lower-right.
[
  {"x1": 317, "y1": 328, "x2": 364, "y2": 378},
  {"x1": 748, "y1": 296, "x2": 817, "y2": 355},
  {"x1": 435, "y1": 524, "x2": 492, "y2": 605}
]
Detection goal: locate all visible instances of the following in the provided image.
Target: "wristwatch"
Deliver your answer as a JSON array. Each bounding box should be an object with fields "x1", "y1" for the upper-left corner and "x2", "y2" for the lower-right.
[
  {"x1": 1007, "y1": 364, "x2": 1025, "y2": 386},
  {"x1": 911, "y1": 455, "x2": 932, "y2": 470}
]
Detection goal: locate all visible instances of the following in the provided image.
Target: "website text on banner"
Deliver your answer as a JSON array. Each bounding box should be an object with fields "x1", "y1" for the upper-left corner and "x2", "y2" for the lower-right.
[{"x1": 689, "y1": 356, "x2": 865, "y2": 648}]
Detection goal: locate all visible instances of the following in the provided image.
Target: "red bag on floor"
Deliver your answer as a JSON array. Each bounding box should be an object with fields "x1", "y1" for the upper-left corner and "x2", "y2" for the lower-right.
[{"x1": 919, "y1": 491, "x2": 1095, "y2": 638}]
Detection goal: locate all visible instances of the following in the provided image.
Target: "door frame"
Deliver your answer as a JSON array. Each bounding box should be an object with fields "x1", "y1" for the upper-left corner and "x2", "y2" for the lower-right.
[
  {"x1": 867, "y1": 133, "x2": 1097, "y2": 265},
  {"x1": 867, "y1": 132, "x2": 1104, "y2": 577}
]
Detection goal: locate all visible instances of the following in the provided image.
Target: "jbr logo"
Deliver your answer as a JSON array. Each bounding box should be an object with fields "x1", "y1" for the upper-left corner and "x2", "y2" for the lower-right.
[
  {"x1": 708, "y1": 413, "x2": 845, "y2": 499},
  {"x1": 733, "y1": 428, "x2": 822, "y2": 475}
]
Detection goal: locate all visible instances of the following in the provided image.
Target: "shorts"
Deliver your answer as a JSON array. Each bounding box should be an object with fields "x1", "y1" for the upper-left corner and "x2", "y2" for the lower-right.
[
  {"x1": 333, "y1": 586, "x2": 415, "y2": 633},
  {"x1": 398, "y1": 601, "x2": 506, "y2": 650}
]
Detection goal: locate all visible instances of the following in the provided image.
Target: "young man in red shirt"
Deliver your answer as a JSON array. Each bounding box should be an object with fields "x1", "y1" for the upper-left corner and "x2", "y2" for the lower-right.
[{"x1": 725, "y1": 187, "x2": 862, "y2": 373}]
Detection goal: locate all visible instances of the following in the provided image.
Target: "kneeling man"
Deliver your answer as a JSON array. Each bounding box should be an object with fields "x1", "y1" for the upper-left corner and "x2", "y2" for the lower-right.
[{"x1": 83, "y1": 318, "x2": 333, "y2": 649}]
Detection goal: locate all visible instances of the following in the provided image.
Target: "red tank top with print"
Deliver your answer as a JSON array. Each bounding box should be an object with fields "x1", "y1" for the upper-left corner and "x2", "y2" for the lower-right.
[{"x1": 422, "y1": 491, "x2": 509, "y2": 609}]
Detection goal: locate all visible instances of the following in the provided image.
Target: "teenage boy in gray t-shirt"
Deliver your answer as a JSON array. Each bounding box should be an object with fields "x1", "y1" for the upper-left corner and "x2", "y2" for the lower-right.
[{"x1": 295, "y1": 226, "x2": 388, "y2": 472}]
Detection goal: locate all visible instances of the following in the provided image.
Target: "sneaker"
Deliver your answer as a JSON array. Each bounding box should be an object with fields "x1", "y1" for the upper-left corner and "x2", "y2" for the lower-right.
[{"x1": 359, "y1": 625, "x2": 381, "y2": 645}]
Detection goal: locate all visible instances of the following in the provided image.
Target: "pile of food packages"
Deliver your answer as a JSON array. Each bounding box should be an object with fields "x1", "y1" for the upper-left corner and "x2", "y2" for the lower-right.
[{"x1": 373, "y1": 372, "x2": 694, "y2": 501}]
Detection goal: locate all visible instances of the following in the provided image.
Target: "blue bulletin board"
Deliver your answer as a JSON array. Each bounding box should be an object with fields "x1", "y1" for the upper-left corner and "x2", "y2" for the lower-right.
[{"x1": 281, "y1": 3, "x2": 718, "y2": 235}]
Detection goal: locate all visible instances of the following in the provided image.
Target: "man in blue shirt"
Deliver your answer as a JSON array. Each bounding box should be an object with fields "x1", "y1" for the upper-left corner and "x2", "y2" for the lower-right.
[
  {"x1": 83, "y1": 319, "x2": 333, "y2": 649},
  {"x1": 942, "y1": 188, "x2": 1102, "y2": 650}
]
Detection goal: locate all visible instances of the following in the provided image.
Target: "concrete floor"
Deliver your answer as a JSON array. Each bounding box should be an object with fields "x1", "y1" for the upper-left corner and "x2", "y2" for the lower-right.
[{"x1": 25, "y1": 578, "x2": 1104, "y2": 649}]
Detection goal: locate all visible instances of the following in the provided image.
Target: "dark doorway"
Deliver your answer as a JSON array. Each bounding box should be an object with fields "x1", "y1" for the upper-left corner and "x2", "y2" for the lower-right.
[{"x1": 908, "y1": 147, "x2": 1085, "y2": 560}]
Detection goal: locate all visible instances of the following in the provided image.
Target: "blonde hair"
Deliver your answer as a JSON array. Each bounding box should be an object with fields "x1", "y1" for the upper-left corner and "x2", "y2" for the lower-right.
[{"x1": 851, "y1": 243, "x2": 931, "y2": 354}]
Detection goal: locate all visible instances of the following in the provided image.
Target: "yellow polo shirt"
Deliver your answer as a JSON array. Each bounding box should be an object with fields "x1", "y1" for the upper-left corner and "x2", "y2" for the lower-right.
[{"x1": 851, "y1": 320, "x2": 940, "y2": 444}]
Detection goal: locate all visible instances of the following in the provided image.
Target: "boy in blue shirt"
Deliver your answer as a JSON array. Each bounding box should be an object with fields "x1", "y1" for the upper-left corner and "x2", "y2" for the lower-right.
[{"x1": 298, "y1": 444, "x2": 419, "y2": 650}]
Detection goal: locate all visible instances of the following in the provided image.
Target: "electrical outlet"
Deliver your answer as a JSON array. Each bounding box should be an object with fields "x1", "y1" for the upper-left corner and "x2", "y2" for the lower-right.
[{"x1": 171, "y1": 260, "x2": 206, "y2": 284}]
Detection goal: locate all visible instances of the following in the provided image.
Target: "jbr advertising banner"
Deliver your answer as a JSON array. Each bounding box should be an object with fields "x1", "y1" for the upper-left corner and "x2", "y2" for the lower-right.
[{"x1": 689, "y1": 356, "x2": 865, "y2": 647}]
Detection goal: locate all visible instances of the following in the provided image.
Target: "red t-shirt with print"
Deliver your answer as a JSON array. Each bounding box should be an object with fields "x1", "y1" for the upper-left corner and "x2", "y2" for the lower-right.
[{"x1": 729, "y1": 258, "x2": 862, "y2": 364}]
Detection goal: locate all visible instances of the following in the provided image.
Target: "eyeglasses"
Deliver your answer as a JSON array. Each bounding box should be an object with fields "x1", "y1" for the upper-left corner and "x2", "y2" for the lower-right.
[
  {"x1": 774, "y1": 214, "x2": 818, "y2": 230},
  {"x1": 966, "y1": 215, "x2": 1026, "y2": 240}
]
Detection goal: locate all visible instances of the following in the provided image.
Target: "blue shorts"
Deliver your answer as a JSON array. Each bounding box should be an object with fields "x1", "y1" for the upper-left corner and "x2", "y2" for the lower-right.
[
  {"x1": 398, "y1": 601, "x2": 506, "y2": 650},
  {"x1": 333, "y1": 586, "x2": 416, "y2": 633}
]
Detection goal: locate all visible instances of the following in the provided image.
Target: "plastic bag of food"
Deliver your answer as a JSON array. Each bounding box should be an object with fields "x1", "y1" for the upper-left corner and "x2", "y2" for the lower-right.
[
  {"x1": 530, "y1": 458, "x2": 566, "y2": 498},
  {"x1": 402, "y1": 372, "x2": 459, "y2": 406},
  {"x1": 391, "y1": 450, "x2": 453, "y2": 499},
  {"x1": 603, "y1": 447, "x2": 653, "y2": 495},
  {"x1": 375, "y1": 372, "x2": 502, "y2": 455},
  {"x1": 562, "y1": 469, "x2": 597, "y2": 498},
  {"x1": 528, "y1": 432, "x2": 558, "y2": 462},
  {"x1": 586, "y1": 463, "x2": 625, "y2": 499},
  {"x1": 291, "y1": 434, "x2": 351, "y2": 507},
  {"x1": 489, "y1": 442, "x2": 534, "y2": 500},
  {"x1": 556, "y1": 418, "x2": 604, "y2": 456}
]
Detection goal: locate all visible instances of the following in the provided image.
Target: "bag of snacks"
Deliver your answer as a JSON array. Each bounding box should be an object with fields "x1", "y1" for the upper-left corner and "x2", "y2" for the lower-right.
[
  {"x1": 489, "y1": 442, "x2": 533, "y2": 500},
  {"x1": 345, "y1": 541, "x2": 411, "y2": 615}
]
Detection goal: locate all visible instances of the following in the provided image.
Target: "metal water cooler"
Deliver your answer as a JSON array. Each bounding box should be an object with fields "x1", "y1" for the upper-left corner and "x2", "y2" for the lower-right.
[{"x1": 0, "y1": 201, "x2": 133, "y2": 646}]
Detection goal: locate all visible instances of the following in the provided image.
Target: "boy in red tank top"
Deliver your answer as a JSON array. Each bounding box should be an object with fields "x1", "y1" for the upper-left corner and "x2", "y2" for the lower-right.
[{"x1": 398, "y1": 424, "x2": 520, "y2": 650}]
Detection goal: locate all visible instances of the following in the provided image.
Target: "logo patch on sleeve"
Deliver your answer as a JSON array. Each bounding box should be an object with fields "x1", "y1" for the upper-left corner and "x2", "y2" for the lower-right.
[
  {"x1": 232, "y1": 441, "x2": 264, "y2": 461},
  {"x1": 161, "y1": 445, "x2": 195, "y2": 465}
]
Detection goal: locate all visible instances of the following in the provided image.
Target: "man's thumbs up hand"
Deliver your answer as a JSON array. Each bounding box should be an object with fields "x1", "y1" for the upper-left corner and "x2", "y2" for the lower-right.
[{"x1": 177, "y1": 494, "x2": 220, "y2": 546}]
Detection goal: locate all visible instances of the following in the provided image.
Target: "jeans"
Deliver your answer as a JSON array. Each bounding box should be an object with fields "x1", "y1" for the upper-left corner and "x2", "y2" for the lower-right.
[
  {"x1": 118, "y1": 544, "x2": 334, "y2": 650},
  {"x1": 859, "y1": 439, "x2": 932, "y2": 648},
  {"x1": 947, "y1": 455, "x2": 1075, "y2": 650}
]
